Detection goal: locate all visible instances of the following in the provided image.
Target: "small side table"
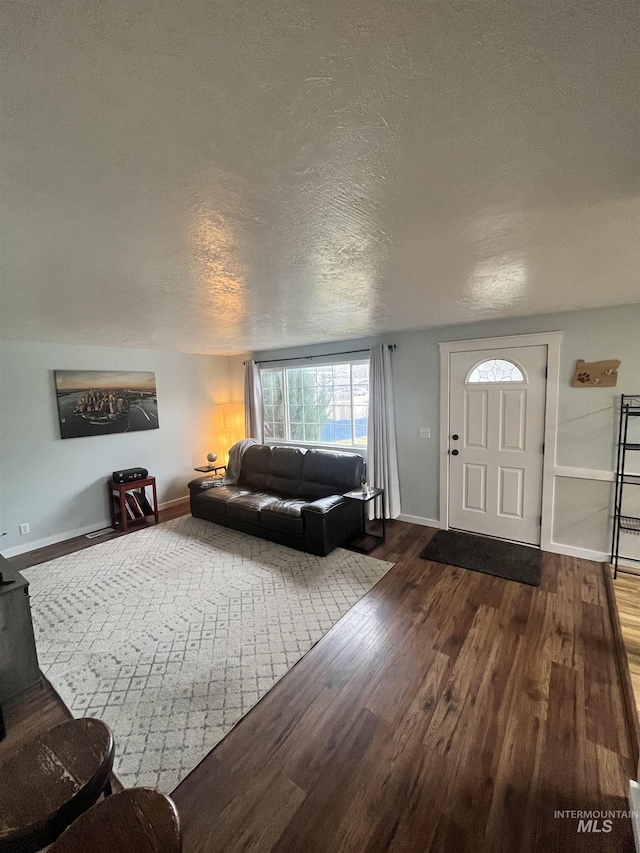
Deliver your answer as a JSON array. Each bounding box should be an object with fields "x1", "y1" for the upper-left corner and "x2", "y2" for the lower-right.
[
  {"x1": 343, "y1": 487, "x2": 385, "y2": 553},
  {"x1": 108, "y1": 476, "x2": 159, "y2": 533},
  {"x1": 193, "y1": 464, "x2": 227, "y2": 478}
]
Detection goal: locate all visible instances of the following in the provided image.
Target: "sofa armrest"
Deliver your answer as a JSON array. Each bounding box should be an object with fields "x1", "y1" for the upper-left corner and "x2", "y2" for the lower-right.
[
  {"x1": 301, "y1": 495, "x2": 361, "y2": 556},
  {"x1": 302, "y1": 495, "x2": 347, "y2": 515},
  {"x1": 188, "y1": 476, "x2": 220, "y2": 491}
]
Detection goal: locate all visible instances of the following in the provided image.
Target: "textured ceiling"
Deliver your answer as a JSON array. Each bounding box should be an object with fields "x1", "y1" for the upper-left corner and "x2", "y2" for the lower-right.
[{"x1": 1, "y1": 0, "x2": 638, "y2": 354}]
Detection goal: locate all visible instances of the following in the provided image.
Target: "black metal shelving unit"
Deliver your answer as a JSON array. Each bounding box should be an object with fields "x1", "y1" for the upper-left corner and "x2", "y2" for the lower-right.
[{"x1": 611, "y1": 394, "x2": 640, "y2": 579}]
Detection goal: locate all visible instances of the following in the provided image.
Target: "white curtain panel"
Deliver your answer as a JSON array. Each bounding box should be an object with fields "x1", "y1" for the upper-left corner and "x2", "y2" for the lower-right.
[
  {"x1": 244, "y1": 359, "x2": 264, "y2": 442},
  {"x1": 367, "y1": 344, "x2": 401, "y2": 519}
]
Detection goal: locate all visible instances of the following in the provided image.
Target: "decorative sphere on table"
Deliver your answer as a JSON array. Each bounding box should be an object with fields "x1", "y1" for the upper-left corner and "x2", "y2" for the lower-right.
[{"x1": 206, "y1": 452, "x2": 218, "y2": 466}]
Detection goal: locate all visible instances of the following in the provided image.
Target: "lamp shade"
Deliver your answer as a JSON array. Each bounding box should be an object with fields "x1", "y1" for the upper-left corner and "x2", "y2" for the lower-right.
[{"x1": 214, "y1": 403, "x2": 245, "y2": 461}]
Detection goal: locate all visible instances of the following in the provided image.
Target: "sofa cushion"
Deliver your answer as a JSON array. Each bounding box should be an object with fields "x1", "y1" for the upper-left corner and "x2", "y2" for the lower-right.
[
  {"x1": 196, "y1": 485, "x2": 251, "y2": 516},
  {"x1": 238, "y1": 445, "x2": 272, "y2": 491},
  {"x1": 298, "y1": 449, "x2": 364, "y2": 499},
  {"x1": 260, "y1": 498, "x2": 311, "y2": 535},
  {"x1": 226, "y1": 492, "x2": 281, "y2": 525},
  {"x1": 264, "y1": 446, "x2": 306, "y2": 496}
]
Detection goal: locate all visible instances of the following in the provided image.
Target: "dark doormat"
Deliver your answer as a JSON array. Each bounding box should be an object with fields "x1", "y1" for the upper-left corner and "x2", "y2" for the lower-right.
[{"x1": 419, "y1": 529, "x2": 542, "y2": 586}]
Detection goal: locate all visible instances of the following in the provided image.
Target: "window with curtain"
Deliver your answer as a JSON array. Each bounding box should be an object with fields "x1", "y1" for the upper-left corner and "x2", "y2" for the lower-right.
[{"x1": 260, "y1": 361, "x2": 369, "y2": 448}]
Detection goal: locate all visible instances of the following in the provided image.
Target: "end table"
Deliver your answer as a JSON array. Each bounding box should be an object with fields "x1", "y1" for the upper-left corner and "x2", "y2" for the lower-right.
[
  {"x1": 108, "y1": 476, "x2": 159, "y2": 532},
  {"x1": 193, "y1": 464, "x2": 227, "y2": 478},
  {"x1": 343, "y1": 487, "x2": 385, "y2": 553}
]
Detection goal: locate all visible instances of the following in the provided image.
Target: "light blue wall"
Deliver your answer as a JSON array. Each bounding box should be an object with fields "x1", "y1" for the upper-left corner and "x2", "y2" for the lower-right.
[
  {"x1": 2, "y1": 305, "x2": 636, "y2": 557},
  {"x1": 0, "y1": 341, "x2": 238, "y2": 554},
  {"x1": 254, "y1": 304, "x2": 640, "y2": 525}
]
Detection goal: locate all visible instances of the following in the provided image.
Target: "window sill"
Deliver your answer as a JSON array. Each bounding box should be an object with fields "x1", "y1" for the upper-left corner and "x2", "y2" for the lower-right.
[{"x1": 264, "y1": 438, "x2": 366, "y2": 455}]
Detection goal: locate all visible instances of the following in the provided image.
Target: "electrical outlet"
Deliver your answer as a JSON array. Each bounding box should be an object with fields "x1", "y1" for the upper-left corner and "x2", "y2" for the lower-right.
[
  {"x1": 19, "y1": 522, "x2": 30, "y2": 535},
  {"x1": 419, "y1": 427, "x2": 431, "y2": 439}
]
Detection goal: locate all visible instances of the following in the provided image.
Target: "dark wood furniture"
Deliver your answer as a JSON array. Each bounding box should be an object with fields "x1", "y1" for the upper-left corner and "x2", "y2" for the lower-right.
[
  {"x1": 108, "y1": 476, "x2": 159, "y2": 532},
  {"x1": 343, "y1": 486, "x2": 386, "y2": 553},
  {"x1": 49, "y1": 788, "x2": 182, "y2": 853},
  {"x1": 193, "y1": 464, "x2": 226, "y2": 477},
  {"x1": 0, "y1": 718, "x2": 114, "y2": 853},
  {"x1": 0, "y1": 555, "x2": 41, "y2": 711}
]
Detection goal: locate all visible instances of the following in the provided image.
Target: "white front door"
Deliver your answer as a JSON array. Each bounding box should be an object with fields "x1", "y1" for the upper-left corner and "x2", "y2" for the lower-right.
[{"x1": 448, "y1": 345, "x2": 547, "y2": 545}]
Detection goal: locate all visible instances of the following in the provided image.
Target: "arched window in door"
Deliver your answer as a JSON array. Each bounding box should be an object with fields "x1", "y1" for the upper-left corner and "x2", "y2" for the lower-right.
[{"x1": 467, "y1": 358, "x2": 525, "y2": 383}]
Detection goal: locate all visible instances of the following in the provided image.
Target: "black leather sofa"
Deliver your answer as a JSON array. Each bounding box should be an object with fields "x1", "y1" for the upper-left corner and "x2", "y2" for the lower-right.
[{"x1": 188, "y1": 445, "x2": 364, "y2": 556}]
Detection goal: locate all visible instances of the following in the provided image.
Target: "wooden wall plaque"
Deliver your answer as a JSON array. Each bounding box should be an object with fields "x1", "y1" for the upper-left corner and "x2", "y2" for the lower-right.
[{"x1": 571, "y1": 359, "x2": 620, "y2": 387}]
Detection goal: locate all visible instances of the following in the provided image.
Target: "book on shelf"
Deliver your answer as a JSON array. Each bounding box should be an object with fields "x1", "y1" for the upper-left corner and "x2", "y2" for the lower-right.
[
  {"x1": 122, "y1": 499, "x2": 136, "y2": 521},
  {"x1": 125, "y1": 492, "x2": 144, "y2": 518},
  {"x1": 137, "y1": 492, "x2": 154, "y2": 516},
  {"x1": 132, "y1": 492, "x2": 146, "y2": 516}
]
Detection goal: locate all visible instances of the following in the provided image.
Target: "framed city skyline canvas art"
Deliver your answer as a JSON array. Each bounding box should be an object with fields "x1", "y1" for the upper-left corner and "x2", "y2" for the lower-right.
[{"x1": 54, "y1": 370, "x2": 159, "y2": 439}]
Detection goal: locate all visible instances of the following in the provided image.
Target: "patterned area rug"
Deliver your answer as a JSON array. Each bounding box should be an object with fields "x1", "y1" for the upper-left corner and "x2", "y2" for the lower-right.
[{"x1": 23, "y1": 516, "x2": 393, "y2": 792}]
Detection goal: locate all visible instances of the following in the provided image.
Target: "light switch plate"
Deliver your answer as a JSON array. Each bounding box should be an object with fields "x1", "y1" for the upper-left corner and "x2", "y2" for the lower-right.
[{"x1": 419, "y1": 427, "x2": 431, "y2": 439}]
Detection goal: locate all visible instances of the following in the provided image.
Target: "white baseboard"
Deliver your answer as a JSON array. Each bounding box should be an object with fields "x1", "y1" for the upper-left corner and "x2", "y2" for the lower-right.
[
  {"x1": 4, "y1": 501, "x2": 636, "y2": 575},
  {"x1": 159, "y1": 495, "x2": 190, "y2": 509},
  {"x1": 610, "y1": 559, "x2": 640, "y2": 573},
  {"x1": 397, "y1": 514, "x2": 440, "y2": 528},
  {"x1": 393, "y1": 519, "x2": 638, "y2": 571},
  {"x1": 395, "y1": 520, "x2": 614, "y2": 564},
  {"x1": 1, "y1": 521, "x2": 113, "y2": 558},
  {"x1": 545, "y1": 541, "x2": 608, "y2": 562},
  {"x1": 0, "y1": 496, "x2": 190, "y2": 559},
  {"x1": 553, "y1": 466, "x2": 615, "y2": 482},
  {"x1": 544, "y1": 540, "x2": 639, "y2": 571}
]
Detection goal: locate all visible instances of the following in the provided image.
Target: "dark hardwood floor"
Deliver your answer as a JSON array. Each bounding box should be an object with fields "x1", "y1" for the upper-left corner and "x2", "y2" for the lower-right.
[{"x1": 3, "y1": 512, "x2": 637, "y2": 851}]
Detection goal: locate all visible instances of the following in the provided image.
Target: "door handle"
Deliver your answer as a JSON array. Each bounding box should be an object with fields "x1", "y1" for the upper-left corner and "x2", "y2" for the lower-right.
[{"x1": 451, "y1": 449, "x2": 459, "y2": 456}]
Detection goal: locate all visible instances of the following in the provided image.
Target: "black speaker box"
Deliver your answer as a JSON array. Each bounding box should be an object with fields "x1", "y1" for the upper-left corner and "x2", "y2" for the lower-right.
[{"x1": 112, "y1": 467, "x2": 148, "y2": 484}]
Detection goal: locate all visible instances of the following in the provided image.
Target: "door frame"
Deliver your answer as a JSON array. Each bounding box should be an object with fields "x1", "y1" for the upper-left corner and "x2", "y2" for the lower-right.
[{"x1": 438, "y1": 331, "x2": 563, "y2": 551}]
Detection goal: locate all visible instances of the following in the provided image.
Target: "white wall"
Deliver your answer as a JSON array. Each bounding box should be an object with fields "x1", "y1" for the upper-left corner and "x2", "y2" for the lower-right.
[
  {"x1": 228, "y1": 355, "x2": 246, "y2": 406},
  {"x1": 253, "y1": 304, "x2": 640, "y2": 563},
  {"x1": 0, "y1": 341, "x2": 242, "y2": 556}
]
